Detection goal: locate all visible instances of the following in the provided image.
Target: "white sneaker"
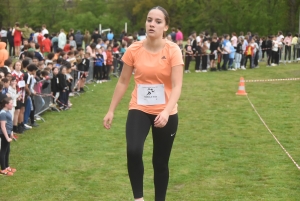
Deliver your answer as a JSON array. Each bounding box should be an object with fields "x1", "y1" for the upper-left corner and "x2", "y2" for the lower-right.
[
  {"x1": 187, "y1": 70, "x2": 191, "y2": 73},
  {"x1": 271, "y1": 63, "x2": 276, "y2": 66},
  {"x1": 241, "y1": 67, "x2": 246, "y2": 70},
  {"x1": 232, "y1": 68, "x2": 237, "y2": 71},
  {"x1": 69, "y1": 93, "x2": 74, "y2": 97},
  {"x1": 195, "y1": 70, "x2": 201, "y2": 73},
  {"x1": 49, "y1": 103, "x2": 57, "y2": 107},
  {"x1": 24, "y1": 124, "x2": 32, "y2": 129},
  {"x1": 288, "y1": 61, "x2": 291, "y2": 63},
  {"x1": 184, "y1": 70, "x2": 188, "y2": 73},
  {"x1": 202, "y1": 70, "x2": 207, "y2": 72}
]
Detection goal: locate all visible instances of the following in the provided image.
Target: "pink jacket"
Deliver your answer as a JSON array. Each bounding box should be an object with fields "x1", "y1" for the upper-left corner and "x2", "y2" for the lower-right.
[
  {"x1": 283, "y1": 36, "x2": 292, "y2": 46},
  {"x1": 176, "y1": 31, "x2": 183, "y2": 41}
]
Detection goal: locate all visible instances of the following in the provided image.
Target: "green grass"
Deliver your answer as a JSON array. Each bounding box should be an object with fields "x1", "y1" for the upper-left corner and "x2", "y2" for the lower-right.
[{"x1": 1, "y1": 62, "x2": 300, "y2": 201}]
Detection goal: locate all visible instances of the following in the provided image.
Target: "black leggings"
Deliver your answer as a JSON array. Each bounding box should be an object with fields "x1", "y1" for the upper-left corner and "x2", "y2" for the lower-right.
[
  {"x1": 126, "y1": 110, "x2": 178, "y2": 201},
  {"x1": 184, "y1": 56, "x2": 192, "y2": 70},
  {"x1": 0, "y1": 134, "x2": 10, "y2": 171}
]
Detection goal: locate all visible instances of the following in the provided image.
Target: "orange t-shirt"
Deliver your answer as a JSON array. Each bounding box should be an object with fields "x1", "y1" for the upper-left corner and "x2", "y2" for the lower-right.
[{"x1": 122, "y1": 40, "x2": 184, "y2": 115}]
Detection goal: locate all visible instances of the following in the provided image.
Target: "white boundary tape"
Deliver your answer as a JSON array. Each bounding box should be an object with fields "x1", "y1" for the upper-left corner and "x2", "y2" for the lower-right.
[
  {"x1": 245, "y1": 78, "x2": 300, "y2": 82},
  {"x1": 246, "y1": 95, "x2": 300, "y2": 170}
]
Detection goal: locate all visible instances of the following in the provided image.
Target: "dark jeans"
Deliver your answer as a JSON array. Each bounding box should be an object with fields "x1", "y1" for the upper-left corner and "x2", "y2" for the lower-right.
[
  {"x1": 201, "y1": 55, "x2": 207, "y2": 70},
  {"x1": 9, "y1": 42, "x2": 15, "y2": 56},
  {"x1": 222, "y1": 54, "x2": 229, "y2": 70},
  {"x1": 241, "y1": 54, "x2": 245, "y2": 66},
  {"x1": 267, "y1": 50, "x2": 272, "y2": 65},
  {"x1": 195, "y1": 55, "x2": 200, "y2": 71},
  {"x1": 59, "y1": 91, "x2": 68, "y2": 107},
  {"x1": 126, "y1": 110, "x2": 178, "y2": 201},
  {"x1": 0, "y1": 134, "x2": 10, "y2": 171},
  {"x1": 23, "y1": 96, "x2": 31, "y2": 124},
  {"x1": 254, "y1": 51, "x2": 259, "y2": 66},
  {"x1": 285, "y1": 46, "x2": 291, "y2": 61},
  {"x1": 244, "y1": 55, "x2": 252, "y2": 68},
  {"x1": 272, "y1": 51, "x2": 279, "y2": 64}
]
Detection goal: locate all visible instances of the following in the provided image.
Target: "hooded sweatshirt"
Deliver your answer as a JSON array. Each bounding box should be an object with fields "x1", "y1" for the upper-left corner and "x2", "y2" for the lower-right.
[
  {"x1": 74, "y1": 31, "x2": 83, "y2": 45},
  {"x1": 0, "y1": 42, "x2": 9, "y2": 67}
]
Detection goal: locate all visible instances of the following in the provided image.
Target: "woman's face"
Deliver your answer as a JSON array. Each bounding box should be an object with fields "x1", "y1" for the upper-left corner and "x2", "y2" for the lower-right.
[
  {"x1": 61, "y1": 68, "x2": 67, "y2": 74},
  {"x1": 145, "y1": 9, "x2": 168, "y2": 39},
  {"x1": 53, "y1": 68, "x2": 59, "y2": 75},
  {"x1": 10, "y1": 79, "x2": 16, "y2": 87},
  {"x1": 15, "y1": 62, "x2": 21, "y2": 71}
]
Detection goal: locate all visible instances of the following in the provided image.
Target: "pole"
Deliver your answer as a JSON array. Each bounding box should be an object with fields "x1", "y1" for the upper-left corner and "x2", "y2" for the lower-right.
[
  {"x1": 125, "y1": 23, "x2": 127, "y2": 33},
  {"x1": 99, "y1": 24, "x2": 102, "y2": 34},
  {"x1": 299, "y1": 11, "x2": 300, "y2": 34}
]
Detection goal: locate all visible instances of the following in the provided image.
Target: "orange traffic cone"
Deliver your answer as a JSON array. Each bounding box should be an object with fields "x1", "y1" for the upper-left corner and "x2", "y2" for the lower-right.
[{"x1": 236, "y1": 77, "x2": 247, "y2": 95}]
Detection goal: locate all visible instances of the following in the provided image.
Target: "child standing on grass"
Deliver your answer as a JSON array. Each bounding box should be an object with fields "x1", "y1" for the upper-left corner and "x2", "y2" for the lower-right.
[
  {"x1": 95, "y1": 48, "x2": 104, "y2": 82},
  {"x1": 217, "y1": 36, "x2": 224, "y2": 71},
  {"x1": 266, "y1": 35, "x2": 273, "y2": 66},
  {"x1": 271, "y1": 36, "x2": 279, "y2": 66},
  {"x1": 210, "y1": 36, "x2": 219, "y2": 71},
  {"x1": 184, "y1": 39, "x2": 193, "y2": 73},
  {"x1": 235, "y1": 38, "x2": 243, "y2": 69},
  {"x1": 51, "y1": 67, "x2": 59, "y2": 106},
  {"x1": 0, "y1": 97, "x2": 15, "y2": 176},
  {"x1": 201, "y1": 41, "x2": 210, "y2": 72},
  {"x1": 228, "y1": 41, "x2": 236, "y2": 71},
  {"x1": 57, "y1": 66, "x2": 68, "y2": 110},
  {"x1": 244, "y1": 41, "x2": 254, "y2": 69},
  {"x1": 283, "y1": 32, "x2": 292, "y2": 63},
  {"x1": 8, "y1": 77, "x2": 18, "y2": 122}
]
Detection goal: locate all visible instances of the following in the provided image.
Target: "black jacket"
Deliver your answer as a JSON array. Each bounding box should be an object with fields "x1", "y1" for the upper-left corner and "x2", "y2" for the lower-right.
[{"x1": 56, "y1": 74, "x2": 67, "y2": 91}]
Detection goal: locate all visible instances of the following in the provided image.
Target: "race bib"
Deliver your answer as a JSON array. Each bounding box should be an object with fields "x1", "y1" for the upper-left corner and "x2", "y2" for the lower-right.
[
  {"x1": 137, "y1": 84, "x2": 165, "y2": 105},
  {"x1": 18, "y1": 80, "x2": 25, "y2": 88}
]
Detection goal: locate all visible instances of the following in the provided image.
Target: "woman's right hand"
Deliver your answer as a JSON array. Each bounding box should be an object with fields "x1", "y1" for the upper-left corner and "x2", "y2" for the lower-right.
[{"x1": 103, "y1": 112, "x2": 114, "y2": 130}]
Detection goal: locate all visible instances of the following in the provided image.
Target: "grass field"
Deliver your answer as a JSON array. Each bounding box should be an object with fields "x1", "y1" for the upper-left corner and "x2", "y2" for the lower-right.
[{"x1": 1, "y1": 62, "x2": 300, "y2": 201}]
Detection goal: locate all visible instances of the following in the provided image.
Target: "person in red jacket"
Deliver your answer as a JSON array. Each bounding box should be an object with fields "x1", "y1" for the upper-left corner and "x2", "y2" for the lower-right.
[
  {"x1": 105, "y1": 45, "x2": 113, "y2": 80},
  {"x1": 244, "y1": 41, "x2": 254, "y2": 69},
  {"x1": 42, "y1": 34, "x2": 52, "y2": 57},
  {"x1": 63, "y1": 40, "x2": 70, "y2": 53}
]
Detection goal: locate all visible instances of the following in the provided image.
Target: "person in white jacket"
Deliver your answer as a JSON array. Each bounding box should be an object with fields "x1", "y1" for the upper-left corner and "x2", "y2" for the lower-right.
[
  {"x1": 8, "y1": 77, "x2": 18, "y2": 121},
  {"x1": 58, "y1": 29, "x2": 66, "y2": 49}
]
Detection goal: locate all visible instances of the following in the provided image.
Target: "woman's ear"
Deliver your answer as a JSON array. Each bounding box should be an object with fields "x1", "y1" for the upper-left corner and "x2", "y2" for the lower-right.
[{"x1": 164, "y1": 25, "x2": 169, "y2": 32}]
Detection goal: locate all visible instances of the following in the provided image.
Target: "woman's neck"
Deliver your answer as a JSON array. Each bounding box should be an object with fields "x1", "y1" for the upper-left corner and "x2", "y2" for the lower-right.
[{"x1": 144, "y1": 37, "x2": 165, "y2": 53}]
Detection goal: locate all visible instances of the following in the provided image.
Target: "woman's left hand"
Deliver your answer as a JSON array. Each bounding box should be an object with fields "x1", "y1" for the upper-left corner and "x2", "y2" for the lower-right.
[{"x1": 154, "y1": 110, "x2": 169, "y2": 128}]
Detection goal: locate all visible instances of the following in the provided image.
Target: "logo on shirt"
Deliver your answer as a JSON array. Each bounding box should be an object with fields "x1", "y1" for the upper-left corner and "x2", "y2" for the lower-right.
[
  {"x1": 147, "y1": 88, "x2": 155, "y2": 95},
  {"x1": 161, "y1": 56, "x2": 166, "y2": 60}
]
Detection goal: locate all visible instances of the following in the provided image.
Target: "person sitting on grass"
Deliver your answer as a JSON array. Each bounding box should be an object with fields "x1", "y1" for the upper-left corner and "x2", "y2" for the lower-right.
[{"x1": 0, "y1": 97, "x2": 16, "y2": 176}]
